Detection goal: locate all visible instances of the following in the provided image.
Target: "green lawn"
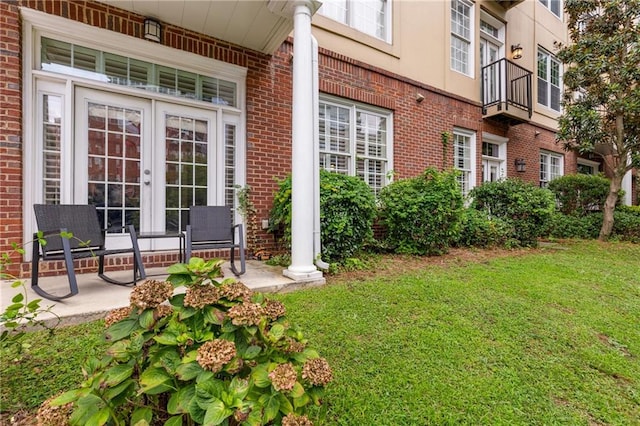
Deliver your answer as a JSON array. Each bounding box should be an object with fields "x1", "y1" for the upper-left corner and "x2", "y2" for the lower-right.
[{"x1": 2, "y1": 240, "x2": 639, "y2": 425}]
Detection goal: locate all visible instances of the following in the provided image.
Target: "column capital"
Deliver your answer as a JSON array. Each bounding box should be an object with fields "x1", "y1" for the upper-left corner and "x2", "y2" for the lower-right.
[{"x1": 267, "y1": 0, "x2": 321, "y2": 18}]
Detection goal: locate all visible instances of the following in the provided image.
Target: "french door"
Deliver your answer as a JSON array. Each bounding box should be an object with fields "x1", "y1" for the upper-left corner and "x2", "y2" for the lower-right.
[
  {"x1": 480, "y1": 37, "x2": 501, "y2": 105},
  {"x1": 75, "y1": 88, "x2": 217, "y2": 250}
]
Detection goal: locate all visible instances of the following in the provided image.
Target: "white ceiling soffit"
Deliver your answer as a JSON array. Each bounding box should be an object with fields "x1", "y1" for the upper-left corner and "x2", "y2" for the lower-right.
[{"x1": 96, "y1": 0, "x2": 297, "y2": 54}]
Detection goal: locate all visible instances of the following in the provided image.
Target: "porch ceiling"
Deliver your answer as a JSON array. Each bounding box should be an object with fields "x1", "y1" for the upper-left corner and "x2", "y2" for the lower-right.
[{"x1": 96, "y1": 0, "x2": 296, "y2": 54}]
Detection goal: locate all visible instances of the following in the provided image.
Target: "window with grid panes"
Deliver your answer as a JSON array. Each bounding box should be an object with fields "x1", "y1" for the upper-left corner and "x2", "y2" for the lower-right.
[
  {"x1": 451, "y1": 0, "x2": 473, "y2": 75},
  {"x1": 319, "y1": 99, "x2": 391, "y2": 196},
  {"x1": 540, "y1": 151, "x2": 563, "y2": 187},
  {"x1": 539, "y1": 0, "x2": 562, "y2": 18},
  {"x1": 454, "y1": 130, "x2": 475, "y2": 196},
  {"x1": 319, "y1": 0, "x2": 391, "y2": 42},
  {"x1": 537, "y1": 48, "x2": 562, "y2": 111}
]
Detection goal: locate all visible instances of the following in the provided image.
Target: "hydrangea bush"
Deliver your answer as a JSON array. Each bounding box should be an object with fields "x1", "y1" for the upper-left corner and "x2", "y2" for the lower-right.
[{"x1": 44, "y1": 258, "x2": 332, "y2": 425}]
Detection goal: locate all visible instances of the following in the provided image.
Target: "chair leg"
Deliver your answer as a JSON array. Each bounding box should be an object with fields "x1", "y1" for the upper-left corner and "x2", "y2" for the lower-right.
[
  {"x1": 230, "y1": 225, "x2": 246, "y2": 276},
  {"x1": 128, "y1": 225, "x2": 146, "y2": 282},
  {"x1": 30, "y1": 232, "x2": 75, "y2": 301},
  {"x1": 185, "y1": 225, "x2": 192, "y2": 263}
]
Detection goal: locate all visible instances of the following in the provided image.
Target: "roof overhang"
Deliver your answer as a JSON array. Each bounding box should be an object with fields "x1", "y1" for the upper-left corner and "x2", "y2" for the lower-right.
[
  {"x1": 493, "y1": 0, "x2": 526, "y2": 11},
  {"x1": 96, "y1": 0, "x2": 315, "y2": 54}
]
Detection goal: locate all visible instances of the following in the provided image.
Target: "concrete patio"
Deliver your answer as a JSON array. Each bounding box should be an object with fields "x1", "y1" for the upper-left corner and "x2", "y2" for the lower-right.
[{"x1": 1, "y1": 260, "x2": 326, "y2": 327}]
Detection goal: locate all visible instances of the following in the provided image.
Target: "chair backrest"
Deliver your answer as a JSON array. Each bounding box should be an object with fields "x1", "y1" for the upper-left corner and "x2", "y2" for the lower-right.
[
  {"x1": 33, "y1": 204, "x2": 105, "y2": 253},
  {"x1": 189, "y1": 206, "x2": 233, "y2": 243}
]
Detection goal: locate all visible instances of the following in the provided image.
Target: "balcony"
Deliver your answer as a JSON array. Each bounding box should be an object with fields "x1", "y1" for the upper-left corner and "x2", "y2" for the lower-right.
[
  {"x1": 493, "y1": 0, "x2": 526, "y2": 10},
  {"x1": 481, "y1": 58, "x2": 532, "y2": 124}
]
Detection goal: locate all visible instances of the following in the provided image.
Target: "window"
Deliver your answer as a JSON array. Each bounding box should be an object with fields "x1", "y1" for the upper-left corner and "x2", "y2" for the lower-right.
[
  {"x1": 453, "y1": 129, "x2": 476, "y2": 196},
  {"x1": 537, "y1": 48, "x2": 562, "y2": 112},
  {"x1": 577, "y1": 159, "x2": 600, "y2": 175},
  {"x1": 538, "y1": 0, "x2": 562, "y2": 18},
  {"x1": 319, "y1": 0, "x2": 391, "y2": 42},
  {"x1": 319, "y1": 98, "x2": 392, "y2": 196},
  {"x1": 540, "y1": 151, "x2": 564, "y2": 187},
  {"x1": 451, "y1": 0, "x2": 473, "y2": 76}
]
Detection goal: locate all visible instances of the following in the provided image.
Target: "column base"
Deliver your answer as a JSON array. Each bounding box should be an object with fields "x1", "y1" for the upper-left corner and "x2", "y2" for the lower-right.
[{"x1": 283, "y1": 268, "x2": 324, "y2": 282}]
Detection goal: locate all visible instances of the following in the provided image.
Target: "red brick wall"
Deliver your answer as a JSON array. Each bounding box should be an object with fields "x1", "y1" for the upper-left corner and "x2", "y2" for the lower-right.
[{"x1": 0, "y1": 2, "x2": 23, "y2": 276}]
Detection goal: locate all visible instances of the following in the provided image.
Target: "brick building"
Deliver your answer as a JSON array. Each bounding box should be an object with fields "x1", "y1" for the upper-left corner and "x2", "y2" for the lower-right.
[{"x1": 0, "y1": 0, "x2": 636, "y2": 279}]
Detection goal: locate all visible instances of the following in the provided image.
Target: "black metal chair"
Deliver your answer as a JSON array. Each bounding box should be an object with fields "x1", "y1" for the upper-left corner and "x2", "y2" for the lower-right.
[
  {"x1": 31, "y1": 204, "x2": 146, "y2": 301},
  {"x1": 185, "y1": 206, "x2": 246, "y2": 276}
]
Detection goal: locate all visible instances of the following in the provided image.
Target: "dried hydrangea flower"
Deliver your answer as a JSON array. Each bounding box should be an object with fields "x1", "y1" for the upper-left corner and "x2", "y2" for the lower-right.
[
  {"x1": 196, "y1": 339, "x2": 237, "y2": 373},
  {"x1": 104, "y1": 306, "x2": 132, "y2": 328},
  {"x1": 233, "y1": 409, "x2": 250, "y2": 423},
  {"x1": 228, "y1": 302, "x2": 265, "y2": 326},
  {"x1": 130, "y1": 279, "x2": 173, "y2": 310},
  {"x1": 154, "y1": 304, "x2": 173, "y2": 319},
  {"x1": 302, "y1": 358, "x2": 333, "y2": 386},
  {"x1": 264, "y1": 299, "x2": 286, "y2": 320},
  {"x1": 36, "y1": 394, "x2": 73, "y2": 426},
  {"x1": 268, "y1": 362, "x2": 297, "y2": 392},
  {"x1": 220, "y1": 280, "x2": 253, "y2": 302},
  {"x1": 282, "y1": 413, "x2": 314, "y2": 426},
  {"x1": 184, "y1": 284, "x2": 221, "y2": 308},
  {"x1": 283, "y1": 337, "x2": 307, "y2": 354}
]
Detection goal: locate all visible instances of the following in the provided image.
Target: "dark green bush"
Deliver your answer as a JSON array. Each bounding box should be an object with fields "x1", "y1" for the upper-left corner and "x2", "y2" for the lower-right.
[
  {"x1": 613, "y1": 208, "x2": 640, "y2": 242},
  {"x1": 469, "y1": 178, "x2": 555, "y2": 247},
  {"x1": 269, "y1": 171, "x2": 377, "y2": 263},
  {"x1": 547, "y1": 174, "x2": 611, "y2": 216},
  {"x1": 378, "y1": 168, "x2": 464, "y2": 255},
  {"x1": 544, "y1": 211, "x2": 601, "y2": 239},
  {"x1": 457, "y1": 208, "x2": 513, "y2": 248}
]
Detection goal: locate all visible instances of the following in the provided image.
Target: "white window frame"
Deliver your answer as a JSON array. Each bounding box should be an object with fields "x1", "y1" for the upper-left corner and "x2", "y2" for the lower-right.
[
  {"x1": 453, "y1": 128, "x2": 477, "y2": 197},
  {"x1": 318, "y1": 0, "x2": 392, "y2": 43},
  {"x1": 481, "y1": 132, "x2": 508, "y2": 182},
  {"x1": 538, "y1": 0, "x2": 563, "y2": 19},
  {"x1": 577, "y1": 158, "x2": 600, "y2": 175},
  {"x1": 540, "y1": 150, "x2": 564, "y2": 187},
  {"x1": 450, "y1": 0, "x2": 474, "y2": 77},
  {"x1": 537, "y1": 48, "x2": 562, "y2": 112},
  {"x1": 318, "y1": 96, "x2": 393, "y2": 196}
]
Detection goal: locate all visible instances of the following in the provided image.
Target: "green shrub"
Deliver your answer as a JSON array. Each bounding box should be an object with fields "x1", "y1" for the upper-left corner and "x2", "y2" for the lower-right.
[
  {"x1": 457, "y1": 208, "x2": 513, "y2": 248},
  {"x1": 269, "y1": 171, "x2": 377, "y2": 263},
  {"x1": 544, "y1": 211, "x2": 601, "y2": 239},
  {"x1": 613, "y1": 208, "x2": 640, "y2": 242},
  {"x1": 47, "y1": 258, "x2": 332, "y2": 426},
  {"x1": 378, "y1": 168, "x2": 464, "y2": 255},
  {"x1": 547, "y1": 174, "x2": 611, "y2": 216},
  {"x1": 469, "y1": 179, "x2": 555, "y2": 247}
]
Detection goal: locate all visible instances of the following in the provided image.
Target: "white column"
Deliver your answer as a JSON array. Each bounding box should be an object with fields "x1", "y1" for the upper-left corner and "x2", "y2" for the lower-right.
[{"x1": 284, "y1": 1, "x2": 323, "y2": 281}]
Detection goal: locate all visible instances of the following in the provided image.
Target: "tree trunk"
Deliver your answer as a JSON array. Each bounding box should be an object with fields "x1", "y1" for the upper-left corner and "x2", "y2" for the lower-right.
[{"x1": 599, "y1": 172, "x2": 624, "y2": 240}]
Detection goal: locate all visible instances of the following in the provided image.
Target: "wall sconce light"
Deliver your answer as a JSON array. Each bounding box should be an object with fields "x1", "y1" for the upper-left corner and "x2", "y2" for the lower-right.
[
  {"x1": 144, "y1": 18, "x2": 162, "y2": 43},
  {"x1": 515, "y1": 158, "x2": 526, "y2": 172},
  {"x1": 416, "y1": 93, "x2": 425, "y2": 103},
  {"x1": 511, "y1": 44, "x2": 523, "y2": 60}
]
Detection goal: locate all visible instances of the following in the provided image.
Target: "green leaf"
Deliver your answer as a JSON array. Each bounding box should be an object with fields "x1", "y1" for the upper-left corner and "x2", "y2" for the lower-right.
[
  {"x1": 139, "y1": 367, "x2": 174, "y2": 395},
  {"x1": 203, "y1": 306, "x2": 225, "y2": 325},
  {"x1": 131, "y1": 407, "x2": 153, "y2": 425},
  {"x1": 139, "y1": 309, "x2": 156, "y2": 329},
  {"x1": 251, "y1": 365, "x2": 271, "y2": 388},
  {"x1": 277, "y1": 392, "x2": 294, "y2": 414},
  {"x1": 154, "y1": 332, "x2": 179, "y2": 346},
  {"x1": 243, "y1": 345, "x2": 262, "y2": 360},
  {"x1": 269, "y1": 324, "x2": 285, "y2": 340},
  {"x1": 164, "y1": 415, "x2": 184, "y2": 426},
  {"x1": 203, "y1": 399, "x2": 232, "y2": 425},
  {"x1": 106, "y1": 340, "x2": 130, "y2": 362},
  {"x1": 293, "y1": 392, "x2": 311, "y2": 409},
  {"x1": 103, "y1": 364, "x2": 133, "y2": 387},
  {"x1": 263, "y1": 395, "x2": 280, "y2": 424},
  {"x1": 86, "y1": 406, "x2": 110, "y2": 426},
  {"x1": 103, "y1": 379, "x2": 134, "y2": 401},
  {"x1": 229, "y1": 376, "x2": 250, "y2": 400},
  {"x1": 11, "y1": 293, "x2": 24, "y2": 303},
  {"x1": 176, "y1": 361, "x2": 204, "y2": 381},
  {"x1": 289, "y1": 382, "x2": 305, "y2": 398},
  {"x1": 50, "y1": 389, "x2": 81, "y2": 406},
  {"x1": 167, "y1": 384, "x2": 196, "y2": 414},
  {"x1": 105, "y1": 318, "x2": 139, "y2": 342}
]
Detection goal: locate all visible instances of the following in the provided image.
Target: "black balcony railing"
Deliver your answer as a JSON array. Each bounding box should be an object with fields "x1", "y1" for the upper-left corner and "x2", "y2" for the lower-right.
[{"x1": 481, "y1": 58, "x2": 532, "y2": 120}]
